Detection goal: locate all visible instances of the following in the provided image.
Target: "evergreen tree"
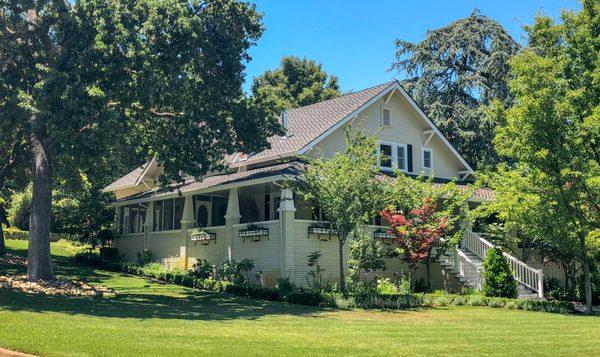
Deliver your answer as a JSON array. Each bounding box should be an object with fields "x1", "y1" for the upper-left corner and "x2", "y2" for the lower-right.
[
  {"x1": 391, "y1": 10, "x2": 519, "y2": 169},
  {"x1": 482, "y1": 247, "x2": 518, "y2": 298}
]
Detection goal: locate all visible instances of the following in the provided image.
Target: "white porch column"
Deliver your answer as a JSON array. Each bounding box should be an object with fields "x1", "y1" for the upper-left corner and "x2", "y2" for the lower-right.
[
  {"x1": 179, "y1": 195, "x2": 195, "y2": 269},
  {"x1": 224, "y1": 188, "x2": 241, "y2": 262},
  {"x1": 143, "y1": 201, "x2": 154, "y2": 251},
  {"x1": 278, "y1": 187, "x2": 296, "y2": 281}
]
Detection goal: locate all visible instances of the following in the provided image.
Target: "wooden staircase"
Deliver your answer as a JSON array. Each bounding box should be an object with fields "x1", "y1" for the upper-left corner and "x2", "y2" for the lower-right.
[{"x1": 440, "y1": 230, "x2": 544, "y2": 299}]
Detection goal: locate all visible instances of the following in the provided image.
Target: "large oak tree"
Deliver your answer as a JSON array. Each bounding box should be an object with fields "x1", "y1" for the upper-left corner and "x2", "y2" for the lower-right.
[{"x1": 0, "y1": 0, "x2": 280, "y2": 280}]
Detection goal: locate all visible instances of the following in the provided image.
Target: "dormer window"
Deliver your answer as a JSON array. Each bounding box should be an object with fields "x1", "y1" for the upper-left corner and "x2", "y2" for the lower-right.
[
  {"x1": 381, "y1": 107, "x2": 391, "y2": 126},
  {"x1": 422, "y1": 147, "x2": 433, "y2": 170}
]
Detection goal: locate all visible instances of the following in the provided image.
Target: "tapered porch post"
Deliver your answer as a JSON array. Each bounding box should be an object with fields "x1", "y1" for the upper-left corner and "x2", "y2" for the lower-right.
[
  {"x1": 224, "y1": 188, "x2": 241, "y2": 263},
  {"x1": 278, "y1": 187, "x2": 296, "y2": 281},
  {"x1": 143, "y1": 201, "x2": 154, "y2": 251},
  {"x1": 180, "y1": 195, "x2": 195, "y2": 269}
]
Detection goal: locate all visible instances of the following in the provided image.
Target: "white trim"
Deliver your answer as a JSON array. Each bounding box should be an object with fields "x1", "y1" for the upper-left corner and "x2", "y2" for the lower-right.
[
  {"x1": 421, "y1": 147, "x2": 433, "y2": 171},
  {"x1": 135, "y1": 157, "x2": 157, "y2": 186},
  {"x1": 384, "y1": 88, "x2": 397, "y2": 103},
  {"x1": 112, "y1": 174, "x2": 287, "y2": 207},
  {"x1": 377, "y1": 140, "x2": 408, "y2": 173},
  {"x1": 229, "y1": 150, "x2": 298, "y2": 168},
  {"x1": 298, "y1": 82, "x2": 474, "y2": 179},
  {"x1": 394, "y1": 84, "x2": 474, "y2": 177},
  {"x1": 423, "y1": 130, "x2": 435, "y2": 146}
]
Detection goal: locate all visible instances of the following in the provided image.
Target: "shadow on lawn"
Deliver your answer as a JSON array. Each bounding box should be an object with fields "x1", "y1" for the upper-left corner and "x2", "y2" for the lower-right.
[{"x1": 0, "y1": 245, "x2": 321, "y2": 322}]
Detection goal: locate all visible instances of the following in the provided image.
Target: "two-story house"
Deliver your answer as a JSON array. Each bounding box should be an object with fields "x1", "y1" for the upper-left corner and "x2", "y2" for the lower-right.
[{"x1": 104, "y1": 80, "x2": 543, "y2": 296}]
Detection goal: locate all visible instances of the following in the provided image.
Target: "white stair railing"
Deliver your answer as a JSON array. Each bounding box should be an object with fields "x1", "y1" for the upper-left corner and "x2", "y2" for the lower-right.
[
  {"x1": 461, "y1": 230, "x2": 544, "y2": 298},
  {"x1": 441, "y1": 246, "x2": 483, "y2": 291}
]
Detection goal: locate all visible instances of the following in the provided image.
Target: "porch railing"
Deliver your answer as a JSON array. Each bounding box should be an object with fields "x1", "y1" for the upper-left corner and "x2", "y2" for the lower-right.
[
  {"x1": 441, "y1": 246, "x2": 482, "y2": 290},
  {"x1": 461, "y1": 229, "x2": 543, "y2": 298}
]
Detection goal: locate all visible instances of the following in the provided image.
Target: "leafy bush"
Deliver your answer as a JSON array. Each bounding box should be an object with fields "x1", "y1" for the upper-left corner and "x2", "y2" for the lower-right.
[
  {"x1": 191, "y1": 258, "x2": 213, "y2": 280},
  {"x1": 276, "y1": 278, "x2": 296, "y2": 299},
  {"x1": 217, "y1": 259, "x2": 254, "y2": 284},
  {"x1": 376, "y1": 278, "x2": 399, "y2": 295},
  {"x1": 286, "y1": 291, "x2": 324, "y2": 306},
  {"x1": 99, "y1": 247, "x2": 122, "y2": 270},
  {"x1": 7, "y1": 185, "x2": 32, "y2": 230},
  {"x1": 74, "y1": 252, "x2": 101, "y2": 266},
  {"x1": 137, "y1": 249, "x2": 153, "y2": 266},
  {"x1": 3, "y1": 228, "x2": 77, "y2": 242},
  {"x1": 482, "y1": 248, "x2": 517, "y2": 298}
]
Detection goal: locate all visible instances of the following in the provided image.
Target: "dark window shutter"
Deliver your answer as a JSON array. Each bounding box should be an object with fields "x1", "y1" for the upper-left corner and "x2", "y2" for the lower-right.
[{"x1": 407, "y1": 144, "x2": 413, "y2": 172}]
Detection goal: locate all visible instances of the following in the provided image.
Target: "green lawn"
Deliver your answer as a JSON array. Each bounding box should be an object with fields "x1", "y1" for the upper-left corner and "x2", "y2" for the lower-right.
[{"x1": 0, "y1": 240, "x2": 598, "y2": 356}]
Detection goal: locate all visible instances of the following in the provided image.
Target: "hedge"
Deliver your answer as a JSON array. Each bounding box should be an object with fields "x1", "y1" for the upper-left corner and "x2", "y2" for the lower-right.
[{"x1": 3, "y1": 228, "x2": 78, "y2": 242}]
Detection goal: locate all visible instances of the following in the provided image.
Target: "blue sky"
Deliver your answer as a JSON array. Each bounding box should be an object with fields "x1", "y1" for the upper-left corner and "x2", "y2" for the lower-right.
[{"x1": 243, "y1": 0, "x2": 581, "y2": 93}]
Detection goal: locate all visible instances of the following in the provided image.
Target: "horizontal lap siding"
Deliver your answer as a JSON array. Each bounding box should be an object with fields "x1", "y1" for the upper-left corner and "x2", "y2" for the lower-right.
[
  {"x1": 233, "y1": 221, "x2": 281, "y2": 287},
  {"x1": 187, "y1": 227, "x2": 227, "y2": 268}
]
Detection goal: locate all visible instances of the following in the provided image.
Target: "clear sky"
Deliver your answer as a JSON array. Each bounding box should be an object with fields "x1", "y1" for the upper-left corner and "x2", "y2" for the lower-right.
[{"x1": 243, "y1": 0, "x2": 581, "y2": 93}]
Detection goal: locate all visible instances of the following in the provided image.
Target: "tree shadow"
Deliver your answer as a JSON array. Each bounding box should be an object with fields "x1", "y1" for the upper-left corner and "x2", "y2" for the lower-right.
[{"x1": 1, "y1": 243, "x2": 322, "y2": 322}]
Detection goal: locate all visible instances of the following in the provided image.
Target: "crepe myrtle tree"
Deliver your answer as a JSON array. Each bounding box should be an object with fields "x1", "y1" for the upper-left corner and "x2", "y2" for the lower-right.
[
  {"x1": 381, "y1": 175, "x2": 472, "y2": 291},
  {"x1": 0, "y1": 0, "x2": 281, "y2": 280},
  {"x1": 296, "y1": 127, "x2": 383, "y2": 293}
]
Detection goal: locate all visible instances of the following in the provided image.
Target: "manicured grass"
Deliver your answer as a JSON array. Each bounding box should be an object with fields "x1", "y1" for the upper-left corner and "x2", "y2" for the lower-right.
[{"x1": 0, "y1": 240, "x2": 599, "y2": 356}]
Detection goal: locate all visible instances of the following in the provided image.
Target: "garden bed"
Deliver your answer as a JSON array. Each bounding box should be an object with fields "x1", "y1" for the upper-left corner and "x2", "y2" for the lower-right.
[{"x1": 0, "y1": 275, "x2": 115, "y2": 297}]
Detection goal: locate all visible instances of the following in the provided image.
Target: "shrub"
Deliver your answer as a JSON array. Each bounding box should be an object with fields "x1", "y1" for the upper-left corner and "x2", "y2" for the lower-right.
[
  {"x1": 276, "y1": 278, "x2": 296, "y2": 299},
  {"x1": 286, "y1": 291, "x2": 324, "y2": 306},
  {"x1": 74, "y1": 252, "x2": 101, "y2": 266},
  {"x1": 247, "y1": 286, "x2": 280, "y2": 301},
  {"x1": 137, "y1": 249, "x2": 153, "y2": 266},
  {"x1": 376, "y1": 277, "x2": 399, "y2": 295},
  {"x1": 217, "y1": 259, "x2": 255, "y2": 284},
  {"x1": 482, "y1": 248, "x2": 518, "y2": 298},
  {"x1": 576, "y1": 267, "x2": 600, "y2": 305},
  {"x1": 191, "y1": 258, "x2": 213, "y2": 280},
  {"x1": 99, "y1": 247, "x2": 122, "y2": 270}
]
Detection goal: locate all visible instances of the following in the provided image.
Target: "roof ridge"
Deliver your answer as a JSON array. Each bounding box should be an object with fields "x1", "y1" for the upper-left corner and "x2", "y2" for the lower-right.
[{"x1": 286, "y1": 80, "x2": 397, "y2": 113}]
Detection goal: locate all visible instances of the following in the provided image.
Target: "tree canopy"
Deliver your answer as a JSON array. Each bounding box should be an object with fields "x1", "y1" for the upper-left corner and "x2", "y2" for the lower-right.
[
  {"x1": 481, "y1": 0, "x2": 599, "y2": 313},
  {"x1": 0, "y1": 0, "x2": 281, "y2": 280},
  {"x1": 251, "y1": 56, "x2": 341, "y2": 110},
  {"x1": 391, "y1": 10, "x2": 519, "y2": 169}
]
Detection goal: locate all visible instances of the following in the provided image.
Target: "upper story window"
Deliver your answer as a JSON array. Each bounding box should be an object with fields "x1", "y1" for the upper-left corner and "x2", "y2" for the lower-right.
[
  {"x1": 378, "y1": 141, "x2": 408, "y2": 173},
  {"x1": 422, "y1": 147, "x2": 433, "y2": 170},
  {"x1": 381, "y1": 107, "x2": 391, "y2": 126}
]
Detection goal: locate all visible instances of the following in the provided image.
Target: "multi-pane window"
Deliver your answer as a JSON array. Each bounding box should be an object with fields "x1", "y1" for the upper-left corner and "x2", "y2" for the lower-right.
[
  {"x1": 119, "y1": 204, "x2": 146, "y2": 234},
  {"x1": 192, "y1": 195, "x2": 228, "y2": 227},
  {"x1": 152, "y1": 197, "x2": 184, "y2": 231},
  {"x1": 378, "y1": 141, "x2": 408, "y2": 172},
  {"x1": 422, "y1": 148, "x2": 433, "y2": 170},
  {"x1": 379, "y1": 144, "x2": 393, "y2": 169}
]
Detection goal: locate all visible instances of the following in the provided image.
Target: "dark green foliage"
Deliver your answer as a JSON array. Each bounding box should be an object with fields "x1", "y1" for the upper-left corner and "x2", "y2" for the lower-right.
[
  {"x1": 251, "y1": 56, "x2": 341, "y2": 110},
  {"x1": 1, "y1": 0, "x2": 281, "y2": 280},
  {"x1": 482, "y1": 248, "x2": 518, "y2": 298},
  {"x1": 217, "y1": 259, "x2": 255, "y2": 284},
  {"x1": 286, "y1": 291, "x2": 324, "y2": 306},
  {"x1": 275, "y1": 278, "x2": 296, "y2": 299},
  {"x1": 348, "y1": 231, "x2": 386, "y2": 281},
  {"x1": 191, "y1": 258, "x2": 213, "y2": 280},
  {"x1": 577, "y1": 268, "x2": 600, "y2": 305},
  {"x1": 136, "y1": 249, "x2": 153, "y2": 266},
  {"x1": 391, "y1": 10, "x2": 519, "y2": 168},
  {"x1": 74, "y1": 252, "x2": 102, "y2": 267}
]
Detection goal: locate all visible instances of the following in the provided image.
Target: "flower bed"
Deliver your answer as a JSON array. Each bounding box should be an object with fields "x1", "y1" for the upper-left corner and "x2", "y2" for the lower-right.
[{"x1": 0, "y1": 275, "x2": 115, "y2": 297}]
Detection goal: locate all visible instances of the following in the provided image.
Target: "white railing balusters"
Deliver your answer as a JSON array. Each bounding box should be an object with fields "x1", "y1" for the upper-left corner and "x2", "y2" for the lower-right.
[{"x1": 461, "y1": 230, "x2": 544, "y2": 298}]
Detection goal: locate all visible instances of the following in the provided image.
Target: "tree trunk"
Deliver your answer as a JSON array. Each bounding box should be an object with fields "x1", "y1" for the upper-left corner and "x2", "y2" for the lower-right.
[
  {"x1": 425, "y1": 260, "x2": 431, "y2": 292},
  {"x1": 0, "y1": 225, "x2": 5, "y2": 256},
  {"x1": 338, "y1": 237, "x2": 346, "y2": 294},
  {"x1": 27, "y1": 127, "x2": 54, "y2": 281},
  {"x1": 579, "y1": 235, "x2": 592, "y2": 314}
]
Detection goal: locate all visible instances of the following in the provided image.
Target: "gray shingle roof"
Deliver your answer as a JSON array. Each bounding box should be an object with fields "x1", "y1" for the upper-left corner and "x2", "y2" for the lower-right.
[
  {"x1": 102, "y1": 165, "x2": 146, "y2": 192},
  {"x1": 231, "y1": 81, "x2": 397, "y2": 165}
]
